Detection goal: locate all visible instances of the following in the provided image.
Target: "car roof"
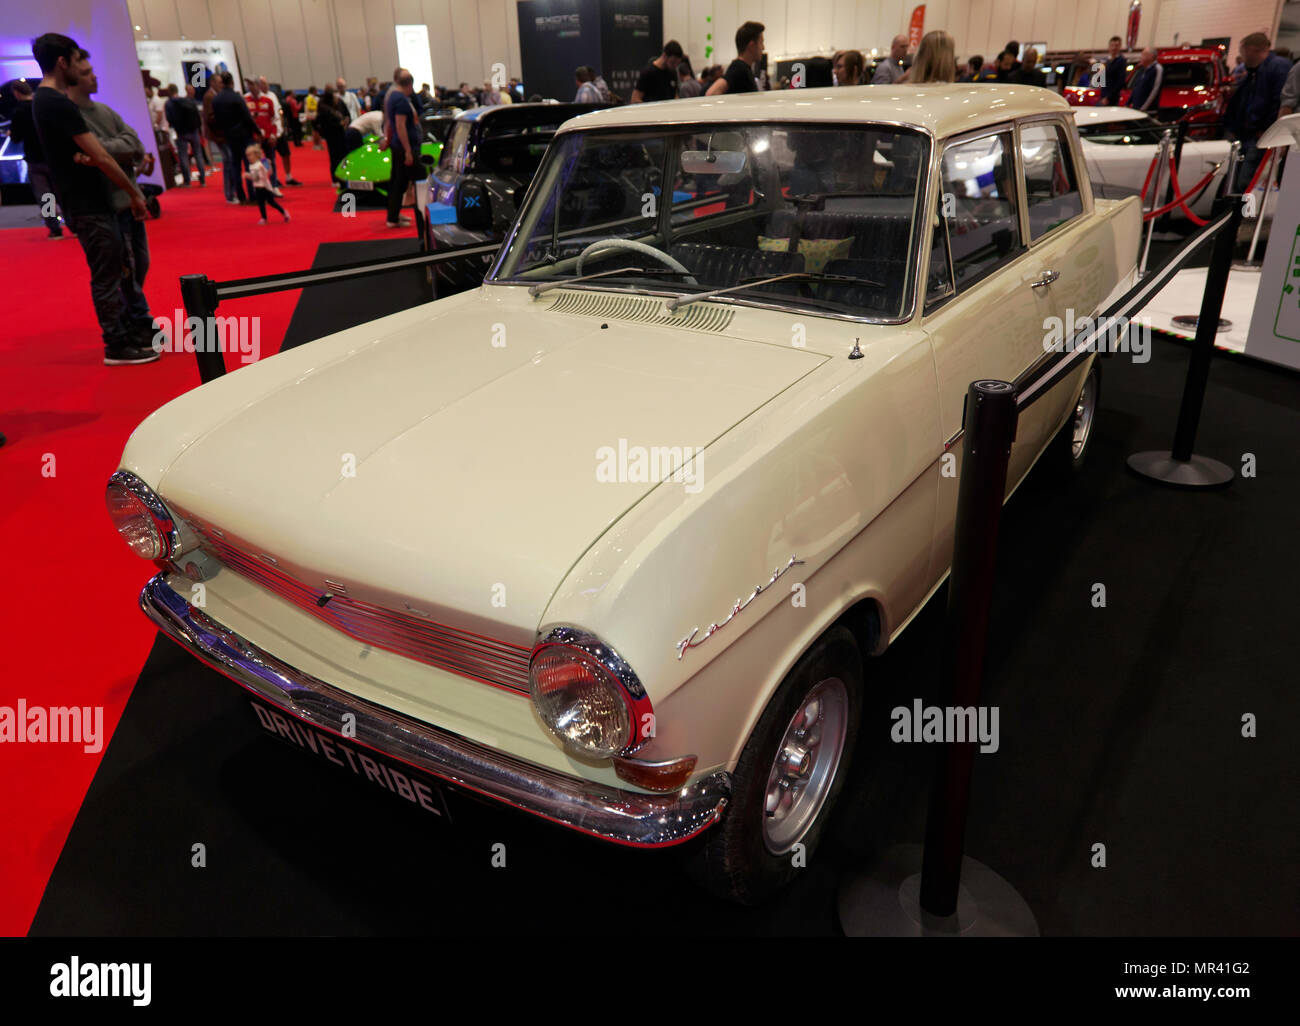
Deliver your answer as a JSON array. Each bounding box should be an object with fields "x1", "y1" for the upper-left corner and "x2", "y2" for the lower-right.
[
  {"x1": 1155, "y1": 48, "x2": 1223, "y2": 62},
  {"x1": 555, "y1": 84, "x2": 1072, "y2": 139},
  {"x1": 1070, "y1": 106, "x2": 1150, "y2": 125},
  {"x1": 457, "y1": 102, "x2": 605, "y2": 124}
]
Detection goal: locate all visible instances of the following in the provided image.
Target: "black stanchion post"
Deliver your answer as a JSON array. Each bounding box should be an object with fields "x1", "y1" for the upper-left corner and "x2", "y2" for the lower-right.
[
  {"x1": 1127, "y1": 195, "x2": 1242, "y2": 487},
  {"x1": 837, "y1": 379, "x2": 1037, "y2": 936},
  {"x1": 179, "y1": 274, "x2": 225, "y2": 383},
  {"x1": 919, "y1": 380, "x2": 1019, "y2": 916}
]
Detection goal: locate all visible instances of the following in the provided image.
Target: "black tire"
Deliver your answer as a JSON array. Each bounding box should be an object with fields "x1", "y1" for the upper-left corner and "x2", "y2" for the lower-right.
[
  {"x1": 688, "y1": 626, "x2": 863, "y2": 905},
  {"x1": 1045, "y1": 363, "x2": 1101, "y2": 480}
]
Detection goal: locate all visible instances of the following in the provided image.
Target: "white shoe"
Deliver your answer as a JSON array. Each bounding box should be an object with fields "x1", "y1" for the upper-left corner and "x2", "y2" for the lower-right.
[{"x1": 257, "y1": 218, "x2": 267, "y2": 225}]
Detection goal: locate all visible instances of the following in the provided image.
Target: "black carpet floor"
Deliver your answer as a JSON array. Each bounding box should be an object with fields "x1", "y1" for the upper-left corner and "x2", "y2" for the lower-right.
[{"x1": 29, "y1": 242, "x2": 1300, "y2": 936}]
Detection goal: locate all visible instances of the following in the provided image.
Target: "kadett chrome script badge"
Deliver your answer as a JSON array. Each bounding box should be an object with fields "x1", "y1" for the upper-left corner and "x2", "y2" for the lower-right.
[{"x1": 676, "y1": 556, "x2": 806, "y2": 660}]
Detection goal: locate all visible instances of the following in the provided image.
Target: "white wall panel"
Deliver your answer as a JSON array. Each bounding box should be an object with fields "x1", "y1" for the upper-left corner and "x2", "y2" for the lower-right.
[
  {"x1": 332, "y1": 0, "x2": 373, "y2": 85},
  {"x1": 477, "y1": 0, "x2": 511, "y2": 86},
  {"x1": 421, "y1": 0, "x2": 459, "y2": 87},
  {"x1": 448, "y1": 0, "x2": 483, "y2": 86},
  {"x1": 140, "y1": 0, "x2": 181, "y2": 39},
  {"x1": 363, "y1": 0, "x2": 400, "y2": 80},
  {"x1": 175, "y1": 0, "x2": 215, "y2": 38},
  {"x1": 298, "y1": 0, "x2": 340, "y2": 86}
]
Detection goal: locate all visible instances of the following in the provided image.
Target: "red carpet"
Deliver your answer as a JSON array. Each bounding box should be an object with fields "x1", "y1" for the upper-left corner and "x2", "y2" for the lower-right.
[{"x1": 0, "y1": 145, "x2": 417, "y2": 935}]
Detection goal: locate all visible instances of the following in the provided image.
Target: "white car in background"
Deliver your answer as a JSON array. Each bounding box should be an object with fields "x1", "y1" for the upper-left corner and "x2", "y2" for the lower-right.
[{"x1": 1070, "y1": 106, "x2": 1231, "y2": 218}]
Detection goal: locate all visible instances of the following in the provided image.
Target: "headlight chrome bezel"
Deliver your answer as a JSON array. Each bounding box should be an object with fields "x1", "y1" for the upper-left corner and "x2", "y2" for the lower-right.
[
  {"x1": 106, "y1": 469, "x2": 182, "y2": 561},
  {"x1": 530, "y1": 626, "x2": 654, "y2": 759}
]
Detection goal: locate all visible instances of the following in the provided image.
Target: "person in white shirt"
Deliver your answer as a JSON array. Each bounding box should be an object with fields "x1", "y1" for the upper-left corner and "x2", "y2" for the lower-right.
[
  {"x1": 337, "y1": 77, "x2": 361, "y2": 121},
  {"x1": 146, "y1": 86, "x2": 166, "y2": 129},
  {"x1": 351, "y1": 109, "x2": 383, "y2": 135}
]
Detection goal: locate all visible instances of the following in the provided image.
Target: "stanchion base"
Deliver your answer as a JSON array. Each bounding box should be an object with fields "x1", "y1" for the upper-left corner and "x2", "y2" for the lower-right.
[
  {"x1": 1126, "y1": 451, "x2": 1235, "y2": 488},
  {"x1": 837, "y1": 844, "x2": 1039, "y2": 937}
]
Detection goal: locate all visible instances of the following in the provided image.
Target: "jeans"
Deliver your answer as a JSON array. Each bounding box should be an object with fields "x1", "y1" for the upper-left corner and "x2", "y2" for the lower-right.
[
  {"x1": 387, "y1": 152, "x2": 411, "y2": 223},
  {"x1": 1234, "y1": 138, "x2": 1264, "y2": 193},
  {"x1": 217, "y1": 143, "x2": 243, "y2": 201},
  {"x1": 27, "y1": 162, "x2": 62, "y2": 233},
  {"x1": 116, "y1": 208, "x2": 152, "y2": 330},
  {"x1": 176, "y1": 130, "x2": 206, "y2": 183},
  {"x1": 65, "y1": 211, "x2": 133, "y2": 351}
]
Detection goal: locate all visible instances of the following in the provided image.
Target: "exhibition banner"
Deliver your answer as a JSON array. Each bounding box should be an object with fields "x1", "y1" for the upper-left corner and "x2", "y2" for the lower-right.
[
  {"x1": 517, "y1": 0, "x2": 601, "y2": 103},
  {"x1": 599, "y1": 0, "x2": 663, "y2": 99},
  {"x1": 1245, "y1": 143, "x2": 1300, "y2": 372},
  {"x1": 135, "y1": 39, "x2": 242, "y2": 95}
]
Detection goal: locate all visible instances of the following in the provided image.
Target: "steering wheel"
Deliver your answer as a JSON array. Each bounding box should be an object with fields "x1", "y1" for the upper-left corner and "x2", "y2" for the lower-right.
[{"x1": 575, "y1": 238, "x2": 697, "y2": 284}]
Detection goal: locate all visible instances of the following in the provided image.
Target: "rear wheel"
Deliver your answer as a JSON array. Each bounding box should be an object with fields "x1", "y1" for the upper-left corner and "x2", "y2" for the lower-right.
[
  {"x1": 688, "y1": 626, "x2": 862, "y2": 904},
  {"x1": 1046, "y1": 364, "x2": 1100, "y2": 479}
]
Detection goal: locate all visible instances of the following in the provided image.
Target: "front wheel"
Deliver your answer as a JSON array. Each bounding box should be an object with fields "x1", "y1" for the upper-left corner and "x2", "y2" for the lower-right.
[{"x1": 688, "y1": 626, "x2": 862, "y2": 904}]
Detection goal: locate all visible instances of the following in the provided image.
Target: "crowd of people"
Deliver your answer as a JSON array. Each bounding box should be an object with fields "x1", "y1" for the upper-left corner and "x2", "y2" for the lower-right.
[{"x1": 9, "y1": 19, "x2": 1300, "y2": 372}]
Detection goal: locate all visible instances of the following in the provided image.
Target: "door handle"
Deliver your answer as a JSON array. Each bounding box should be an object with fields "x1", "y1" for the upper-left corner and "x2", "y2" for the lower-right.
[{"x1": 1030, "y1": 270, "x2": 1059, "y2": 289}]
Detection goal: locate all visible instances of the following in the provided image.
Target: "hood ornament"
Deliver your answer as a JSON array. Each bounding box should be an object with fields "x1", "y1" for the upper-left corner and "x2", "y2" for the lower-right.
[{"x1": 676, "y1": 556, "x2": 806, "y2": 660}]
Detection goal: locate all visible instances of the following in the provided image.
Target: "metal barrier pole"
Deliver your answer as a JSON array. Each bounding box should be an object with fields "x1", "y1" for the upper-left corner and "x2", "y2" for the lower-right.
[
  {"x1": 179, "y1": 274, "x2": 225, "y2": 383},
  {"x1": 1127, "y1": 195, "x2": 1243, "y2": 488},
  {"x1": 919, "y1": 379, "x2": 1020, "y2": 917},
  {"x1": 1140, "y1": 130, "x2": 1173, "y2": 276},
  {"x1": 1156, "y1": 121, "x2": 1187, "y2": 233},
  {"x1": 1246, "y1": 151, "x2": 1277, "y2": 264}
]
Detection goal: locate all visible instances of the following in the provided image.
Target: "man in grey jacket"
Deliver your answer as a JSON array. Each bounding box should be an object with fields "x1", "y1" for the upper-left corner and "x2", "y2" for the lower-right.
[
  {"x1": 67, "y1": 54, "x2": 158, "y2": 345},
  {"x1": 1280, "y1": 58, "x2": 1300, "y2": 117}
]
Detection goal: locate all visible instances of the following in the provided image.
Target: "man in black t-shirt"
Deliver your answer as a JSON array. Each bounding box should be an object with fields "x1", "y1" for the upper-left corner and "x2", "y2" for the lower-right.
[
  {"x1": 707, "y1": 21, "x2": 764, "y2": 95},
  {"x1": 165, "y1": 83, "x2": 206, "y2": 185},
  {"x1": 30, "y1": 33, "x2": 155, "y2": 365},
  {"x1": 630, "y1": 40, "x2": 683, "y2": 103}
]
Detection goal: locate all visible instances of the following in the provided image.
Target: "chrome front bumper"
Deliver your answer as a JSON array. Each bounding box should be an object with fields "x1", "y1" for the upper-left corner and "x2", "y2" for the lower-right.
[{"x1": 140, "y1": 575, "x2": 730, "y2": 847}]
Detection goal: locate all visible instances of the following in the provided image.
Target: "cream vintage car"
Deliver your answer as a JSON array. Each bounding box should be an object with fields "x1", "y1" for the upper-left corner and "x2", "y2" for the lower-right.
[{"x1": 108, "y1": 85, "x2": 1140, "y2": 904}]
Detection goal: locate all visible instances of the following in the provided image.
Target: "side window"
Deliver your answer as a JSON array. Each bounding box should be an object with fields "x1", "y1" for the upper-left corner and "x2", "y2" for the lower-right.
[
  {"x1": 1020, "y1": 122, "x2": 1084, "y2": 239},
  {"x1": 938, "y1": 131, "x2": 1022, "y2": 292}
]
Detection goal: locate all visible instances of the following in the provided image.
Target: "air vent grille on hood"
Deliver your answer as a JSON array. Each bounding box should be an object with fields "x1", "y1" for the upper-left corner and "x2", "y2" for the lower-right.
[{"x1": 546, "y1": 290, "x2": 734, "y2": 333}]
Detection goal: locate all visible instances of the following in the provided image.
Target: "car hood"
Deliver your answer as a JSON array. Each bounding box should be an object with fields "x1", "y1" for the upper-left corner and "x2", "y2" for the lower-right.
[{"x1": 148, "y1": 290, "x2": 827, "y2": 645}]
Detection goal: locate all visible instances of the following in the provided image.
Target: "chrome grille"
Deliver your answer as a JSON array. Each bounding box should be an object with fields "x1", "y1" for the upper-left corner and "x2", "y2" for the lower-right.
[{"x1": 177, "y1": 512, "x2": 532, "y2": 695}]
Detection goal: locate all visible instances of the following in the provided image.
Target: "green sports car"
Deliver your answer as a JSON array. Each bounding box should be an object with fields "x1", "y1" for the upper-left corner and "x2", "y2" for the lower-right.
[{"x1": 334, "y1": 110, "x2": 460, "y2": 202}]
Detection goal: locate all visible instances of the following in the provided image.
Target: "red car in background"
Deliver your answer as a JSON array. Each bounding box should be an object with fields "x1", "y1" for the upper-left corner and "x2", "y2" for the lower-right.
[{"x1": 1063, "y1": 46, "x2": 1231, "y2": 137}]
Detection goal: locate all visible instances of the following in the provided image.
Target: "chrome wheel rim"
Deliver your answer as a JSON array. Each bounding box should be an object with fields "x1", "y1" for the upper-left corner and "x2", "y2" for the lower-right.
[
  {"x1": 761, "y1": 677, "x2": 848, "y2": 855},
  {"x1": 1071, "y1": 374, "x2": 1097, "y2": 460}
]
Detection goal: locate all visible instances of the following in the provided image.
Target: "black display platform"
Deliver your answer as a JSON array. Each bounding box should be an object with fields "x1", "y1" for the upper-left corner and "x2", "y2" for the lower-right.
[
  {"x1": 278, "y1": 237, "x2": 433, "y2": 354},
  {"x1": 30, "y1": 252, "x2": 1300, "y2": 935}
]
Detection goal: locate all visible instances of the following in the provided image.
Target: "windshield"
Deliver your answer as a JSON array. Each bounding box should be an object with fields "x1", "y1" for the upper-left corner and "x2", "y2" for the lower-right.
[
  {"x1": 491, "y1": 123, "x2": 929, "y2": 320},
  {"x1": 1077, "y1": 115, "x2": 1166, "y2": 144},
  {"x1": 1127, "y1": 61, "x2": 1212, "y2": 88}
]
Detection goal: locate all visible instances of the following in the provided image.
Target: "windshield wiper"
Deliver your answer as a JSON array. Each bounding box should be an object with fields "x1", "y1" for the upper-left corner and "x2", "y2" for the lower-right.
[
  {"x1": 664, "y1": 270, "x2": 886, "y2": 312},
  {"x1": 527, "y1": 266, "x2": 697, "y2": 298}
]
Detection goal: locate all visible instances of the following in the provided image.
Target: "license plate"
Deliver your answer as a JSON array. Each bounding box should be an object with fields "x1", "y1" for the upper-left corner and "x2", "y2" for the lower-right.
[
  {"x1": 247, "y1": 699, "x2": 450, "y2": 820},
  {"x1": 346, "y1": 180, "x2": 374, "y2": 191}
]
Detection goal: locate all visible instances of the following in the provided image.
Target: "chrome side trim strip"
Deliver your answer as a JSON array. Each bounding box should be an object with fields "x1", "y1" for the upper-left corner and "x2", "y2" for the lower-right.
[{"x1": 140, "y1": 575, "x2": 730, "y2": 848}]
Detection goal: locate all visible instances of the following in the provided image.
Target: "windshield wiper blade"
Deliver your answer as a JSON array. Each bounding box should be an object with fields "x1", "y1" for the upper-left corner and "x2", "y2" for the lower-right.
[{"x1": 664, "y1": 270, "x2": 886, "y2": 312}]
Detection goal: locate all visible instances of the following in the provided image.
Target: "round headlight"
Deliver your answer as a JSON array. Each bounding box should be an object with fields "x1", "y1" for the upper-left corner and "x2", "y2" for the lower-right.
[
  {"x1": 105, "y1": 470, "x2": 176, "y2": 560},
  {"x1": 529, "y1": 628, "x2": 652, "y2": 759}
]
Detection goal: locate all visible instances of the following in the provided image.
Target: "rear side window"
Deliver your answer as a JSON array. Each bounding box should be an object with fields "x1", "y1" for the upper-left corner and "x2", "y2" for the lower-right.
[
  {"x1": 937, "y1": 131, "x2": 1022, "y2": 292},
  {"x1": 1020, "y1": 122, "x2": 1084, "y2": 239}
]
